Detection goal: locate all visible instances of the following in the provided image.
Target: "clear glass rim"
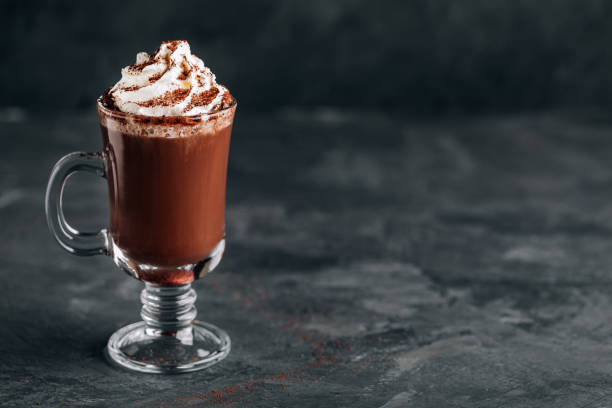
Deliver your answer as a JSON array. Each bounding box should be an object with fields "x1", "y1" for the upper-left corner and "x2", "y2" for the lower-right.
[{"x1": 96, "y1": 94, "x2": 237, "y2": 122}]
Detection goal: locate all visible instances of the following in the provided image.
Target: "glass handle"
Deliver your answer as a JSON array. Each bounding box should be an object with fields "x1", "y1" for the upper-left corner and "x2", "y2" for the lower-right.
[{"x1": 45, "y1": 152, "x2": 109, "y2": 256}]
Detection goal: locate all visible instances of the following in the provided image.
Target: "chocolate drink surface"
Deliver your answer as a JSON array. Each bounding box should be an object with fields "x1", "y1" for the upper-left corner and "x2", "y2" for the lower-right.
[{"x1": 101, "y1": 119, "x2": 233, "y2": 270}]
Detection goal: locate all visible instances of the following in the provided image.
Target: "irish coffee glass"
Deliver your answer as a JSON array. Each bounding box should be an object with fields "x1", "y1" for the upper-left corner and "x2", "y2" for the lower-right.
[{"x1": 44, "y1": 99, "x2": 236, "y2": 374}]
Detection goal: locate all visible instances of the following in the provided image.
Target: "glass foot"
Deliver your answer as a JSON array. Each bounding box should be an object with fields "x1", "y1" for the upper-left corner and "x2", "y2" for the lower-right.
[
  {"x1": 105, "y1": 283, "x2": 230, "y2": 374},
  {"x1": 106, "y1": 320, "x2": 230, "y2": 374}
]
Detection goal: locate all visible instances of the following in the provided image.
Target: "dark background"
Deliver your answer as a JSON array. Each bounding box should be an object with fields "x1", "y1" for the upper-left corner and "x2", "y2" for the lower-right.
[{"x1": 3, "y1": 0, "x2": 612, "y2": 113}]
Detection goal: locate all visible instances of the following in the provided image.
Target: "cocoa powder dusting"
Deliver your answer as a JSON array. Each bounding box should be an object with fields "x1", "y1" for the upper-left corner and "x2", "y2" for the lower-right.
[
  {"x1": 127, "y1": 58, "x2": 156, "y2": 73},
  {"x1": 177, "y1": 57, "x2": 192, "y2": 80},
  {"x1": 150, "y1": 282, "x2": 389, "y2": 406},
  {"x1": 148, "y1": 71, "x2": 164, "y2": 83},
  {"x1": 205, "y1": 88, "x2": 234, "y2": 114},
  {"x1": 183, "y1": 88, "x2": 220, "y2": 113},
  {"x1": 138, "y1": 88, "x2": 190, "y2": 108},
  {"x1": 162, "y1": 40, "x2": 180, "y2": 52},
  {"x1": 193, "y1": 88, "x2": 219, "y2": 106}
]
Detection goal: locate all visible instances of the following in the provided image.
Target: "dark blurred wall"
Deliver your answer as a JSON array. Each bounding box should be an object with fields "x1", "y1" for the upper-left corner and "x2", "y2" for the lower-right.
[{"x1": 3, "y1": 0, "x2": 612, "y2": 113}]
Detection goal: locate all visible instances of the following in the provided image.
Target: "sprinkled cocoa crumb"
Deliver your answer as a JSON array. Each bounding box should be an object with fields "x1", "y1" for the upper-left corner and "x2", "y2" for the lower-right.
[
  {"x1": 177, "y1": 57, "x2": 191, "y2": 80},
  {"x1": 206, "y1": 89, "x2": 234, "y2": 113},
  {"x1": 162, "y1": 40, "x2": 180, "y2": 52},
  {"x1": 127, "y1": 58, "x2": 156, "y2": 73},
  {"x1": 138, "y1": 88, "x2": 190, "y2": 107},
  {"x1": 148, "y1": 72, "x2": 164, "y2": 83},
  {"x1": 122, "y1": 86, "x2": 141, "y2": 92}
]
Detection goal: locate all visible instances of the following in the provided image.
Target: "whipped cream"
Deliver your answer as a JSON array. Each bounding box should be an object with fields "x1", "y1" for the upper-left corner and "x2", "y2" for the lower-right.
[{"x1": 107, "y1": 41, "x2": 232, "y2": 116}]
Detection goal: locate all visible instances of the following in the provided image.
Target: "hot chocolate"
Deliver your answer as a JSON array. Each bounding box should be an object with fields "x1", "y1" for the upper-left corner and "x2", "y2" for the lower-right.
[
  {"x1": 45, "y1": 40, "x2": 236, "y2": 373},
  {"x1": 98, "y1": 40, "x2": 235, "y2": 284}
]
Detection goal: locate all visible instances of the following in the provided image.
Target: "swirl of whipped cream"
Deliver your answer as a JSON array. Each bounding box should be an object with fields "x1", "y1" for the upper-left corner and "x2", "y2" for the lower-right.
[{"x1": 108, "y1": 41, "x2": 232, "y2": 116}]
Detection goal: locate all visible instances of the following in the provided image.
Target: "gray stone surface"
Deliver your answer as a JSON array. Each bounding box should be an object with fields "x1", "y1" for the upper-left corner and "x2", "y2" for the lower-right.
[{"x1": 2, "y1": 108, "x2": 612, "y2": 406}]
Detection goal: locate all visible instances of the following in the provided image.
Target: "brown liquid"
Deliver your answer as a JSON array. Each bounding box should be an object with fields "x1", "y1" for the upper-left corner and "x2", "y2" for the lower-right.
[{"x1": 100, "y1": 119, "x2": 233, "y2": 277}]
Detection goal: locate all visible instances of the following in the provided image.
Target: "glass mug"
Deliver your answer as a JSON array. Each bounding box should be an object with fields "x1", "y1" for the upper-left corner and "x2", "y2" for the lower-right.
[{"x1": 45, "y1": 97, "x2": 236, "y2": 374}]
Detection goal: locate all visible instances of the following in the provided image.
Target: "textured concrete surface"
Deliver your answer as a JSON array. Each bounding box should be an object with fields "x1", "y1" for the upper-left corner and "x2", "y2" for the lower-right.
[{"x1": 3, "y1": 108, "x2": 612, "y2": 406}]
